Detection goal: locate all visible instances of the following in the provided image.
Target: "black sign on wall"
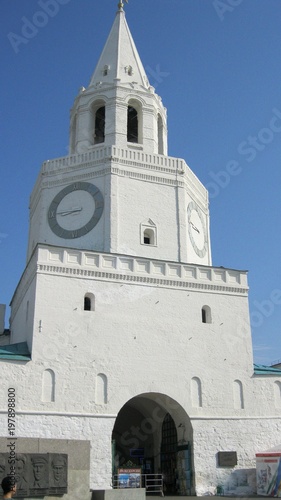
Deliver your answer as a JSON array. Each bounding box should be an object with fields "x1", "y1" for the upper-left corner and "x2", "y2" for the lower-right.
[{"x1": 217, "y1": 451, "x2": 237, "y2": 467}]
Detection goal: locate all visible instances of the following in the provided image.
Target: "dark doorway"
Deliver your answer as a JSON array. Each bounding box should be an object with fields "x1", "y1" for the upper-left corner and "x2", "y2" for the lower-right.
[
  {"x1": 161, "y1": 413, "x2": 177, "y2": 495},
  {"x1": 111, "y1": 394, "x2": 193, "y2": 495}
]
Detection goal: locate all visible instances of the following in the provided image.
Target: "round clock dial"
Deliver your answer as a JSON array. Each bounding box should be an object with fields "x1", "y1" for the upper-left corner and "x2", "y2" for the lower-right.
[
  {"x1": 187, "y1": 201, "x2": 207, "y2": 258},
  {"x1": 48, "y1": 182, "x2": 104, "y2": 239}
]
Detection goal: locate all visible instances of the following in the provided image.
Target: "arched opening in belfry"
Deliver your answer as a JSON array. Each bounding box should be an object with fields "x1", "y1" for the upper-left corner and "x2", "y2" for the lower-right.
[
  {"x1": 111, "y1": 392, "x2": 194, "y2": 495},
  {"x1": 89, "y1": 100, "x2": 106, "y2": 146},
  {"x1": 158, "y1": 114, "x2": 164, "y2": 154},
  {"x1": 127, "y1": 105, "x2": 138, "y2": 143},
  {"x1": 94, "y1": 106, "x2": 105, "y2": 144}
]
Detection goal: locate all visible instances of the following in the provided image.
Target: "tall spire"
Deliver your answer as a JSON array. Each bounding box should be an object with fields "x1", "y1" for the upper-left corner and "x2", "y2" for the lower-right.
[
  {"x1": 69, "y1": 3, "x2": 168, "y2": 156},
  {"x1": 88, "y1": 4, "x2": 149, "y2": 89}
]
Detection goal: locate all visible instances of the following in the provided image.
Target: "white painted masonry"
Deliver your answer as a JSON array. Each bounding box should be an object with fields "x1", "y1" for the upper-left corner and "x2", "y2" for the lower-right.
[{"x1": 1, "y1": 4, "x2": 281, "y2": 498}]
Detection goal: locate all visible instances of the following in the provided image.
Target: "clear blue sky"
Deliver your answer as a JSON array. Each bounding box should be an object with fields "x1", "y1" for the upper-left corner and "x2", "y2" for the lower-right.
[{"x1": 1, "y1": 0, "x2": 281, "y2": 365}]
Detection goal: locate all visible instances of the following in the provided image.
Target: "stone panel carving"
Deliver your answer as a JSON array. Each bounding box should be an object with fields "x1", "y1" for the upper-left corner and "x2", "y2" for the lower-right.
[
  {"x1": 0, "y1": 453, "x2": 67, "y2": 497},
  {"x1": 49, "y1": 454, "x2": 68, "y2": 495}
]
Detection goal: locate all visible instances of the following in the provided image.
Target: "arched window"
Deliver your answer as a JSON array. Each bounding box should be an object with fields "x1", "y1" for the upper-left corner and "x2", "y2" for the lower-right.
[
  {"x1": 141, "y1": 219, "x2": 157, "y2": 246},
  {"x1": 125, "y1": 65, "x2": 133, "y2": 76},
  {"x1": 42, "y1": 369, "x2": 55, "y2": 403},
  {"x1": 202, "y1": 305, "x2": 211, "y2": 324},
  {"x1": 84, "y1": 293, "x2": 95, "y2": 311},
  {"x1": 233, "y1": 379, "x2": 244, "y2": 409},
  {"x1": 158, "y1": 114, "x2": 164, "y2": 154},
  {"x1": 94, "y1": 106, "x2": 105, "y2": 144},
  {"x1": 96, "y1": 373, "x2": 108, "y2": 404},
  {"x1": 127, "y1": 106, "x2": 138, "y2": 143},
  {"x1": 89, "y1": 100, "x2": 106, "y2": 147},
  {"x1": 84, "y1": 297, "x2": 91, "y2": 311},
  {"x1": 103, "y1": 65, "x2": 109, "y2": 76},
  {"x1": 191, "y1": 377, "x2": 203, "y2": 408},
  {"x1": 274, "y1": 381, "x2": 281, "y2": 408}
]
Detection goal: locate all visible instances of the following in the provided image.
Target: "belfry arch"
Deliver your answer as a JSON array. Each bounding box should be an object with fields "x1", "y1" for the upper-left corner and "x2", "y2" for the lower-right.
[{"x1": 112, "y1": 393, "x2": 194, "y2": 495}]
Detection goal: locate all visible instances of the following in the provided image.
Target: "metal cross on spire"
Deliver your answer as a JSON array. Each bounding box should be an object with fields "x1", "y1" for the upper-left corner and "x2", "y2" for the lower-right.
[{"x1": 118, "y1": 0, "x2": 128, "y2": 11}]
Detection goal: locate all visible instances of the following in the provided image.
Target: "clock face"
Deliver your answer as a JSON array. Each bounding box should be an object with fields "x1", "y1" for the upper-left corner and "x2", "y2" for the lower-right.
[
  {"x1": 48, "y1": 182, "x2": 104, "y2": 239},
  {"x1": 187, "y1": 201, "x2": 207, "y2": 258}
]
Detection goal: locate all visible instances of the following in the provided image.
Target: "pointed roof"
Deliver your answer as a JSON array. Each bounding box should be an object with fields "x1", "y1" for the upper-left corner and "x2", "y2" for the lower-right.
[{"x1": 89, "y1": 5, "x2": 150, "y2": 88}]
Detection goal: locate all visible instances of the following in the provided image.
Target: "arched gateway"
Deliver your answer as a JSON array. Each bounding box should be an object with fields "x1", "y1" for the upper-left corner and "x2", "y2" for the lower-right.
[{"x1": 112, "y1": 393, "x2": 193, "y2": 495}]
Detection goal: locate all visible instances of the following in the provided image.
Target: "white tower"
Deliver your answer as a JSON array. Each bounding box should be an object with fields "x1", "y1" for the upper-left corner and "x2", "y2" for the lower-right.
[{"x1": 27, "y1": 2, "x2": 211, "y2": 267}]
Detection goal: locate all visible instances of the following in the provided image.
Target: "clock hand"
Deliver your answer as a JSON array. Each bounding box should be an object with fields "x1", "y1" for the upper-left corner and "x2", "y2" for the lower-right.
[
  {"x1": 190, "y1": 221, "x2": 200, "y2": 233},
  {"x1": 57, "y1": 207, "x2": 83, "y2": 216}
]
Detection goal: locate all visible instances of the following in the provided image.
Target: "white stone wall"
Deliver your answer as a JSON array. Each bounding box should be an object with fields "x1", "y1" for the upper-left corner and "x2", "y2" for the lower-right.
[
  {"x1": 26, "y1": 248, "x2": 253, "y2": 415},
  {"x1": 3, "y1": 246, "x2": 281, "y2": 495},
  {"x1": 192, "y1": 417, "x2": 281, "y2": 496},
  {"x1": 9, "y1": 253, "x2": 37, "y2": 349},
  {"x1": 0, "y1": 387, "x2": 281, "y2": 493}
]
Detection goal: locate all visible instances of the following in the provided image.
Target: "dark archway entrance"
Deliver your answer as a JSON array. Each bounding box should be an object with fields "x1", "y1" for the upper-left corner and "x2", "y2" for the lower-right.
[
  {"x1": 161, "y1": 413, "x2": 177, "y2": 494},
  {"x1": 111, "y1": 393, "x2": 193, "y2": 495}
]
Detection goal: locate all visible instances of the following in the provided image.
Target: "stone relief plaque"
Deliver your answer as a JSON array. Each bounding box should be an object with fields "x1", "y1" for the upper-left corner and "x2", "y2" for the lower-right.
[
  {"x1": 0, "y1": 454, "x2": 6, "y2": 485},
  {"x1": 29, "y1": 454, "x2": 49, "y2": 497},
  {"x1": 0, "y1": 453, "x2": 68, "y2": 497},
  {"x1": 15, "y1": 454, "x2": 29, "y2": 497},
  {"x1": 49, "y1": 454, "x2": 68, "y2": 495}
]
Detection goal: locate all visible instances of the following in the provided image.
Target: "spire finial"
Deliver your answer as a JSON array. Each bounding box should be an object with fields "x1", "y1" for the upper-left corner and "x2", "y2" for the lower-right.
[{"x1": 118, "y1": 0, "x2": 128, "y2": 11}]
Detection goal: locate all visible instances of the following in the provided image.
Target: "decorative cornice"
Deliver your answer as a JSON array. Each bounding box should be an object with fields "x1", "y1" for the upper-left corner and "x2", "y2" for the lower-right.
[
  {"x1": 30, "y1": 146, "x2": 207, "y2": 212},
  {"x1": 37, "y1": 264, "x2": 248, "y2": 295},
  {"x1": 0, "y1": 410, "x2": 117, "y2": 418},
  {"x1": 41, "y1": 147, "x2": 187, "y2": 176},
  {"x1": 33, "y1": 245, "x2": 248, "y2": 296},
  {"x1": 110, "y1": 165, "x2": 185, "y2": 188},
  {"x1": 0, "y1": 410, "x2": 279, "y2": 421}
]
